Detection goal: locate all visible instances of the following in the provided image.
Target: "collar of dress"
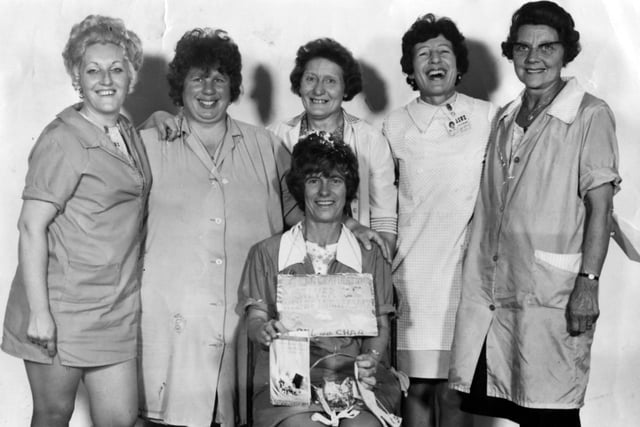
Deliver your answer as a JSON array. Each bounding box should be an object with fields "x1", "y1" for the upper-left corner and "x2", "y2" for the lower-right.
[
  {"x1": 406, "y1": 92, "x2": 462, "y2": 133},
  {"x1": 278, "y1": 222, "x2": 363, "y2": 273},
  {"x1": 498, "y1": 77, "x2": 585, "y2": 125},
  {"x1": 284, "y1": 109, "x2": 361, "y2": 128},
  {"x1": 178, "y1": 114, "x2": 243, "y2": 141},
  {"x1": 59, "y1": 103, "x2": 132, "y2": 149}
]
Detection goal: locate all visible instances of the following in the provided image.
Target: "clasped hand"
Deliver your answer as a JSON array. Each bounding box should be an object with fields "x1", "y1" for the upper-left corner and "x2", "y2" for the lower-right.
[
  {"x1": 566, "y1": 276, "x2": 599, "y2": 336},
  {"x1": 27, "y1": 310, "x2": 57, "y2": 357},
  {"x1": 355, "y1": 352, "x2": 379, "y2": 389},
  {"x1": 254, "y1": 318, "x2": 287, "y2": 346}
]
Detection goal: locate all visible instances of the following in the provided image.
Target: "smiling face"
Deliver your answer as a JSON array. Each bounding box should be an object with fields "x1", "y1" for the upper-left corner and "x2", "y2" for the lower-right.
[
  {"x1": 78, "y1": 43, "x2": 131, "y2": 125},
  {"x1": 513, "y1": 24, "x2": 565, "y2": 93},
  {"x1": 304, "y1": 171, "x2": 347, "y2": 225},
  {"x1": 410, "y1": 35, "x2": 458, "y2": 105},
  {"x1": 299, "y1": 58, "x2": 345, "y2": 123},
  {"x1": 182, "y1": 67, "x2": 231, "y2": 125}
]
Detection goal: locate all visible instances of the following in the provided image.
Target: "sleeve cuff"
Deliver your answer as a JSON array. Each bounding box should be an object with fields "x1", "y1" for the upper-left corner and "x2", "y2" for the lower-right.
[
  {"x1": 579, "y1": 167, "x2": 621, "y2": 198},
  {"x1": 377, "y1": 302, "x2": 396, "y2": 316},
  {"x1": 370, "y1": 217, "x2": 398, "y2": 235},
  {"x1": 22, "y1": 189, "x2": 65, "y2": 212}
]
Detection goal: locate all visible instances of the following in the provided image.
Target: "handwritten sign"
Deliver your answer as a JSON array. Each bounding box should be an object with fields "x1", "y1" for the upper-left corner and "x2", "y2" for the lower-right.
[{"x1": 276, "y1": 273, "x2": 378, "y2": 337}]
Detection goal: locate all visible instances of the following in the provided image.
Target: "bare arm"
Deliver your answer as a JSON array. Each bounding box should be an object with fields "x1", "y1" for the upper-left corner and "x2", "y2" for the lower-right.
[
  {"x1": 356, "y1": 313, "x2": 390, "y2": 389},
  {"x1": 567, "y1": 183, "x2": 614, "y2": 335},
  {"x1": 19, "y1": 200, "x2": 58, "y2": 356}
]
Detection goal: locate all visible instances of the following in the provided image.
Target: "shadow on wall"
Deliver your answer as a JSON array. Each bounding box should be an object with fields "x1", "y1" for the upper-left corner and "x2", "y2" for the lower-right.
[
  {"x1": 360, "y1": 60, "x2": 389, "y2": 113},
  {"x1": 457, "y1": 39, "x2": 500, "y2": 102},
  {"x1": 249, "y1": 64, "x2": 274, "y2": 126},
  {"x1": 125, "y1": 54, "x2": 177, "y2": 127}
]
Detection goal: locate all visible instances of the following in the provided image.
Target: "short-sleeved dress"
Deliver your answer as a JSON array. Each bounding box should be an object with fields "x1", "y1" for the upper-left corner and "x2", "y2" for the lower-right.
[
  {"x1": 240, "y1": 223, "x2": 401, "y2": 427},
  {"x1": 138, "y1": 117, "x2": 292, "y2": 427},
  {"x1": 2, "y1": 104, "x2": 151, "y2": 367}
]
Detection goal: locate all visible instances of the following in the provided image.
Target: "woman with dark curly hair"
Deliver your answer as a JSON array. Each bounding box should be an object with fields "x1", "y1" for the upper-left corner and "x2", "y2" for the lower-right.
[
  {"x1": 2, "y1": 15, "x2": 149, "y2": 427},
  {"x1": 449, "y1": 2, "x2": 620, "y2": 426},
  {"x1": 382, "y1": 13, "x2": 494, "y2": 427},
  {"x1": 137, "y1": 28, "x2": 294, "y2": 427},
  {"x1": 270, "y1": 38, "x2": 397, "y2": 258},
  {"x1": 241, "y1": 132, "x2": 401, "y2": 427}
]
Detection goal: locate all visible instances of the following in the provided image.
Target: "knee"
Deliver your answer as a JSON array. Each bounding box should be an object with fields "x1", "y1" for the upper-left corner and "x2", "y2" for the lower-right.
[
  {"x1": 341, "y1": 412, "x2": 382, "y2": 427},
  {"x1": 32, "y1": 399, "x2": 75, "y2": 426},
  {"x1": 95, "y1": 411, "x2": 138, "y2": 427},
  {"x1": 437, "y1": 382, "x2": 464, "y2": 407}
]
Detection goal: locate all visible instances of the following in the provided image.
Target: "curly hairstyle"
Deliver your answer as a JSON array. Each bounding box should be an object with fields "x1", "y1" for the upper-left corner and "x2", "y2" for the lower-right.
[
  {"x1": 289, "y1": 38, "x2": 362, "y2": 101},
  {"x1": 501, "y1": 1, "x2": 581, "y2": 64},
  {"x1": 286, "y1": 132, "x2": 359, "y2": 213},
  {"x1": 62, "y1": 15, "x2": 143, "y2": 93},
  {"x1": 167, "y1": 28, "x2": 242, "y2": 106},
  {"x1": 400, "y1": 13, "x2": 469, "y2": 90}
]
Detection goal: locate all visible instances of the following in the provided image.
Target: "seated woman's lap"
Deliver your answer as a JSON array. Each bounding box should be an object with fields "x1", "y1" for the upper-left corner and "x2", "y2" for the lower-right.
[{"x1": 277, "y1": 411, "x2": 382, "y2": 427}]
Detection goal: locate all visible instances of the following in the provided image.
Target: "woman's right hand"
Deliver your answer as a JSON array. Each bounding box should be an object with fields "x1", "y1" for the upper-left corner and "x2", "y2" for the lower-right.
[
  {"x1": 249, "y1": 317, "x2": 287, "y2": 346},
  {"x1": 27, "y1": 310, "x2": 57, "y2": 357},
  {"x1": 139, "y1": 110, "x2": 182, "y2": 141}
]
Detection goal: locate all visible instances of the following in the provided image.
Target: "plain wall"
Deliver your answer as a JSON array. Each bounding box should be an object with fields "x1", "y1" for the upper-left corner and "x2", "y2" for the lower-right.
[{"x1": 1, "y1": 0, "x2": 639, "y2": 426}]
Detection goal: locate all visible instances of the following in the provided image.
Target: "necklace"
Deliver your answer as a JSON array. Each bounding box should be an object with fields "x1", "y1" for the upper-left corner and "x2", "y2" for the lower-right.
[
  {"x1": 522, "y1": 81, "x2": 566, "y2": 123},
  {"x1": 301, "y1": 114, "x2": 345, "y2": 142},
  {"x1": 79, "y1": 110, "x2": 132, "y2": 160}
]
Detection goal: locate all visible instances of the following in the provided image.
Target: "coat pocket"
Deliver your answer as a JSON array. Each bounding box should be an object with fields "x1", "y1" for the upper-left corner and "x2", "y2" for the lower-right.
[{"x1": 531, "y1": 250, "x2": 581, "y2": 308}]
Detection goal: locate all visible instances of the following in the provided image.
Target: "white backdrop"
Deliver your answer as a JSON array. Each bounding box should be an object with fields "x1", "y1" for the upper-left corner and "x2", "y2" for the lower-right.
[{"x1": 1, "y1": 1, "x2": 639, "y2": 426}]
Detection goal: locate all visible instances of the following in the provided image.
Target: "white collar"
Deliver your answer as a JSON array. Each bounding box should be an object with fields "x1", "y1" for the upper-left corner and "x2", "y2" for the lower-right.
[
  {"x1": 278, "y1": 222, "x2": 362, "y2": 272},
  {"x1": 499, "y1": 77, "x2": 585, "y2": 125},
  {"x1": 406, "y1": 92, "x2": 463, "y2": 132}
]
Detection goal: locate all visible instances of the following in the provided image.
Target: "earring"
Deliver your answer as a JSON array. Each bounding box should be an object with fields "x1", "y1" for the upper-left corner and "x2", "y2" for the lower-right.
[
  {"x1": 72, "y1": 77, "x2": 83, "y2": 99},
  {"x1": 456, "y1": 73, "x2": 462, "y2": 84}
]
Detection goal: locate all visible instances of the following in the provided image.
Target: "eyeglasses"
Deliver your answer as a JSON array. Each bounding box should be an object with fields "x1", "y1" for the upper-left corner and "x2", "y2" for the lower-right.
[{"x1": 512, "y1": 41, "x2": 562, "y2": 57}]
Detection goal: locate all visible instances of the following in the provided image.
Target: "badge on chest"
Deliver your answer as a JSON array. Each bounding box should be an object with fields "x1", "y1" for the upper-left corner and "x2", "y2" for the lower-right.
[{"x1": 443, "y1": 103, "x2": 471, "y2": 136}]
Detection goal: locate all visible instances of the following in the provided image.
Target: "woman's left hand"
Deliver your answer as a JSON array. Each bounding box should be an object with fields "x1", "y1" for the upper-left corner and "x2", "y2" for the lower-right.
[
  {"x1": 355, "y1": 352, "x2": 379, "y2": 389},
  {"x1": 139, "y1": 110, "x2": 182, "y2": 141},
  {"x1": 344, "y1": 218, "x2": 392, "y2": 262}
]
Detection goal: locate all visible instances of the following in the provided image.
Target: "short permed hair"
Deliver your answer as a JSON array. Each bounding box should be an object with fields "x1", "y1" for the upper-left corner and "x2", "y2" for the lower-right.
[
  {"x1": 400, "y1": 13, "x2": 469, "y2": 90},
  {"x1": 62, "y1": 15, "x2": 143, "y2": 93},
  {"x1": 289, "y1": 38, "x2": 362, "y2": 102},
  {"x1": 286, "y1": 132, "x2": 359, "y2": 213},
  {"x1": 167, "y1": 28, "x2": 242, "y2": 106},
  {"x1": 501, "y1": 1, "x2": 581, "y2": 65}
]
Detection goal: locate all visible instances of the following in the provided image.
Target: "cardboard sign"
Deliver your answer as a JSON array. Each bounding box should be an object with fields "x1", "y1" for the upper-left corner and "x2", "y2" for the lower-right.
[{"x1": 277, "y1": 273, "x2": 378, "y2": 337}]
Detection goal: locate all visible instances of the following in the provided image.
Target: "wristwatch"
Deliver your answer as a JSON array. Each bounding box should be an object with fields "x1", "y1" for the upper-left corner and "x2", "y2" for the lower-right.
[{"x1": 578, "y1": 272, "x2": 599, "y2": 281}]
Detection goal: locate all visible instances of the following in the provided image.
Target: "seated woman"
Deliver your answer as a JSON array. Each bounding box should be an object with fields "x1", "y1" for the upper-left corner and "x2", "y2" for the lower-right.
[{"x1": 240, "y1": 132, "x2": 401, "y2": 427}]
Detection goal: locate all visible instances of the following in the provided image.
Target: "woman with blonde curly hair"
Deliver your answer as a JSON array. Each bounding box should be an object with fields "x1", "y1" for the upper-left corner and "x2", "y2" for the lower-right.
[{"x1": 1, "y1": 15, "x2": 150, "y2": 427}]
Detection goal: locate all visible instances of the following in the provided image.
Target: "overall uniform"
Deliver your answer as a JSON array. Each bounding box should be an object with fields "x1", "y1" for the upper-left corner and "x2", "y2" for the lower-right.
[{"x1": 3, "y1": 104, "x2": 151, "y2": 367}]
